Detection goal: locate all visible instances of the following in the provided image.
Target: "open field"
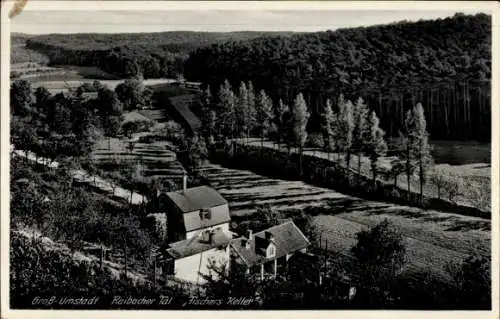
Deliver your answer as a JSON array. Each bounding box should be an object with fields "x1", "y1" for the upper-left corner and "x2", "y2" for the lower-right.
[
  {"x1": 235, "y1": 138, "x2": 491, "y2": 211},
  {"x1": 29, "y1": 77, "x2": 179, "y2": 94},
  {"x1": 200, "y1": 162, "x2": 490, "y2": 282},
  {"x1": 92, "y1": 136, "x2": 186, "y2": 182},
  {"x1": 11, "y1": 43, "x2": 50, "y2": 65},
  {"x1": 11, "y1": 62, "x2": 119, "y2": 81}
]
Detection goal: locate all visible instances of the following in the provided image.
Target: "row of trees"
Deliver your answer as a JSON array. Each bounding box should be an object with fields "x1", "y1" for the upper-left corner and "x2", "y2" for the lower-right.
[
  {"x1": 201, "y1": 79, "x2": 432, "y2": 201},
  {"x1": 185, "y1": 13, "x2": 491, "y2": 141}
]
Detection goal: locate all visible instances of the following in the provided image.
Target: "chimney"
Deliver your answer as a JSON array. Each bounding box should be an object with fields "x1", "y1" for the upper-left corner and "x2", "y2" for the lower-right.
[
  {"x1": 265, "y1": 231, "x2": 273, "y2": 241},
  {"x1": 246, "y1": 229, "x2": 253, "y2": 240},
  {"x1": 182, "y1": 174, "x2": 187, "y2": 192}
]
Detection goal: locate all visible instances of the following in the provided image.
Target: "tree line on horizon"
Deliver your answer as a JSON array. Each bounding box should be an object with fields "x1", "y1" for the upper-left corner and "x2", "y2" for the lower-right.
[
  {"x1": 19, "y1": 31, "x2": 293, "y2": 80},
  {"x1": 184, "y1": 13, "x2": 491, "y2": 142}
]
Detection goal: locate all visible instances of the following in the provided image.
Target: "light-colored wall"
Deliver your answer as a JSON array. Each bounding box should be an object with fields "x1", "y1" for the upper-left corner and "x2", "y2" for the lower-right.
[
  {"x1": 186, "y1": 222, "x2": 230, "y2": 239},
  {"x1": 184, "y1": 204, "x2": 230, "y2": 239},
  {"x1": 174, "y1": 246, "x2": 229, "y2": 283}
]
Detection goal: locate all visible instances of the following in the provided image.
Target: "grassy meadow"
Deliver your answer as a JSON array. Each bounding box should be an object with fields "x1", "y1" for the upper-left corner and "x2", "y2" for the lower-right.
[{"x1": 199, "y1": 162, "x2": 490, "y2": 283}]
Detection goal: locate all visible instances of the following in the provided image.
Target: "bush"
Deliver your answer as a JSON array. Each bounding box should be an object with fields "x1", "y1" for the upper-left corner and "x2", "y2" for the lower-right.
[{"x1": 444, "y1": 255, "x2": 491, "y2": 309}]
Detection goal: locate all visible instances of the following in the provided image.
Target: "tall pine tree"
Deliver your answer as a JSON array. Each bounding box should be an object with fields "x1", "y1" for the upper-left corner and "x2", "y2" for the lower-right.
[
  {"x1": 365, "y1": 111, "x2": 388, "y2": 183},
  {"x1": 276, "y1": 98, "x2": 289, "y2": 150},
  {"x1": 200, "y1": 85, "x2": 215, "y2": 144},
  {"x1": 247, "y1": 81, "x2": 257, "y2": 141},
  {"x1": 217, "y1": 79, "x2": 236, "y2": 143},
  {"x1": 256, "y1": 89, "x2": 273, "y2": 147},
  {"x1": 320, "y1": 99, "x2": 335, "y2": 161},
  {"x1": 409, "y1": 103, "x2": 433, "y2": 202},
  {"x1": 338, "y1": 95, "x2": 355, "y2": 172},
  {"x1": 291, "y1": 93, "x2": 310, "y2": 176},
  {"x1": 236, "y1": 82, "x2": 249, "y2": 140},
  {"x1": 353, "y1": 97, "x2": 370, "y2": 179}
]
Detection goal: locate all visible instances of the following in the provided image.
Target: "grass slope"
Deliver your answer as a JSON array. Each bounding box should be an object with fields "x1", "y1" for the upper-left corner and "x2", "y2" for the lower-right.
[{"x1": 200, "y1": 162, "x2": 490, "y2": 283}]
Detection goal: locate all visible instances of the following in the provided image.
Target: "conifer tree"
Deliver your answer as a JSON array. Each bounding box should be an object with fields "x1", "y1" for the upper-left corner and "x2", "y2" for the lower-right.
[
  {"x1": 205, "y1": 109, "x2": 217, "y2": 146},
  {"x1": 398, "y1": 126, "x2": 415, "y2": 197},
  {"x1": 320, "y1": 99, "x2": 335, "y2": 161},
  {"x1": 236, "y1": 82, "x2": 249, "y2": 139},
  {"x1": 276, "y1": 99, "x2": 289, "y2": 150},
  {"x1": 247, "y1": 81, "x2": 257, "y2": 141},
  {"x1": 353, "y1": 97, "x2": 370, "y2": 179},
  {"x1": 338, "y1": 95, "x2": 355, "y2": 171},
  {"x1": 217, "y1": 79, "x2": 236, "y2": 142},
  {"x1": 291, "y1": 93, "x2": 310, "y2": 176},
  {"x1": 365, "y1": 111, "x2": 388, "y2": 183},
  {"x1": 200, "y1": 85, "x2": 215, "y2": 143},
  {"x1": 409, "y1": 103, "x2": 433, "y2": 202},
  {"x1": 256, "y1": 89, "x2": 274, "y2": 147},
  {"x1": 400, "y1": 103, "x2": 433, "y2": 202}
]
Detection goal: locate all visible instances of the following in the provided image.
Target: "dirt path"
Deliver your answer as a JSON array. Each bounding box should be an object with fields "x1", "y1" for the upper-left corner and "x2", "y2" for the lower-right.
[{"x1": 12, "y1": 147, "x2": 145, "y2": 205}]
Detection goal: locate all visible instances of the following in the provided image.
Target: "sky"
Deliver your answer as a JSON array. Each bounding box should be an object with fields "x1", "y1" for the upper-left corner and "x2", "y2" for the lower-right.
[{"x1": 11, "y1": 5, "x2": 489, "y2": 34}]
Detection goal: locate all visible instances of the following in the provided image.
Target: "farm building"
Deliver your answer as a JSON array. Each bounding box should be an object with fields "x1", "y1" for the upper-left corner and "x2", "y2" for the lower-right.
[
  {"x1": 167, "y1": 94, "x2": 202, "y2": 135},
  {"x1": 159, "y1": 182, "x2": 231, "y2": 243},
  {"x1": 160, "y1": 184, "x2": 233, "y2": 283},
  {"x1": 229, "y1": 221, "x2": 311, "y2": 280}
]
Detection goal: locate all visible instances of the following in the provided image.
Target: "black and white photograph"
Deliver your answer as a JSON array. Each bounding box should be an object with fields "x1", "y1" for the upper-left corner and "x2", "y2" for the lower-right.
[{"x1": 1, "y1": 0, "x2": 497, "y2": 315}]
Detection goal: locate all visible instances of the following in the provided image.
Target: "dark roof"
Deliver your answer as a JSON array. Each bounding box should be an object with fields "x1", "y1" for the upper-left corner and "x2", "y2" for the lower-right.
[
  {"x1": 165, "y1": 186, "x2": 228, "y2": 212},
  {"x1": 166, "y1": 228, "x2": 231, "y2": 259},
  {"x1": 168, "y1": 94, "x2": 201, "y2": 132},
  {"x1": 230, "y1": 221, "x2": 310, "y2": 267}
]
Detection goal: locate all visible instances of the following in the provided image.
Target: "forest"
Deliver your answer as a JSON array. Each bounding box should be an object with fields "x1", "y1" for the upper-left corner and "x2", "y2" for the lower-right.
[
  {"x1": 21, "y1": 31, "x2": 293, "y2": 79},
  {"x1": 184, "y1": 13, "x2": 491, "y2": 142}
]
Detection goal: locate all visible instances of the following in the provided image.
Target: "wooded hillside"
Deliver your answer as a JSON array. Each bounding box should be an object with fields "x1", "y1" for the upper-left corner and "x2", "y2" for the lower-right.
[
  {"x1": 20, "y1": 31, "x2": 294, "y2": 79},
  {"x1": 184, "y1": 13, "x2": 491, "y2": 141}
]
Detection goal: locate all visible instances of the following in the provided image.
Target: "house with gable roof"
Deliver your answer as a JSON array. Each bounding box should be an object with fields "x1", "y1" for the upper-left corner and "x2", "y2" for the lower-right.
[
  {"x1": 158, "y1": 181, "x2": 311, "y2": 284},
  {"x1": 159, "y1": 182, "x2": 233, "y2": 283},
  {"x1": 229, "y1": 221, "x2": 311, "y2": 280},
  {"x1": 159, "y1": 180, "x2": 231, "y2": 243}
]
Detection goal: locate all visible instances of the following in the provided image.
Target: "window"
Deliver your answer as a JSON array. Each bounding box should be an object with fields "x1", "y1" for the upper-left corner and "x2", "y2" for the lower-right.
[
  {"x1": 267, "y1": 244, "x2": 276, "y2": 258},
  {"x1": 199, "y1": 209, "x2": 211, "y2": 220}
]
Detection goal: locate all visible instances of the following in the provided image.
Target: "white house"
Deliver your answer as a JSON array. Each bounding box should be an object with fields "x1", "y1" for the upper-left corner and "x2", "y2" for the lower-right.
[
  {"x1": 160, "y1": 184, "x2": 232, "y2": 283},
  {"x1": 164, "y1": 227, "x2": 231, "y2": 283},
  {"x1": 229, "y1": 221, "x2": 310, "y2": 280},
  {"x1": 160, "y1": 183, "x2": 231, "y2": 243}
]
